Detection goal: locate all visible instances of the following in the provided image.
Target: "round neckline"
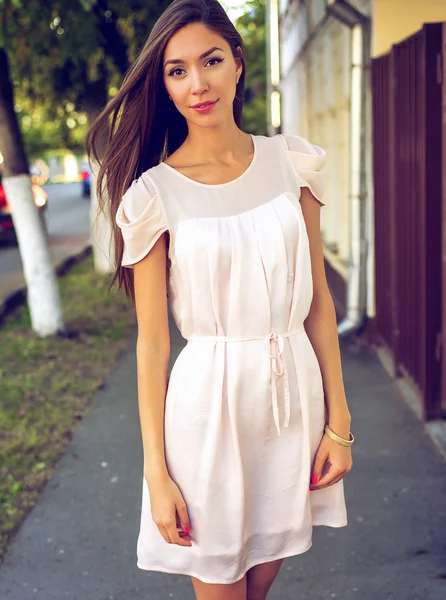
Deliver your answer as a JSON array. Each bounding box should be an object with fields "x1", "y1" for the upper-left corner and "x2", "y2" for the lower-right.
[{"x1": 159, "y1": 134, "x2": 257, "y2": 188}]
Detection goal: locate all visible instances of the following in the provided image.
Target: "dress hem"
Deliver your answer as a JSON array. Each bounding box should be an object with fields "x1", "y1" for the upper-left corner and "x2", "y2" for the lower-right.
[
  {"x1": 136, "y1": 517, "x2": 347, "y2": 585},
  {"x1": 137, "y1": 538, "x2": 311, "y2": 585},
  {"x1": 313, "y1": 518, "x2": 348, "y2": 528},
  {"x1": 136, "y1": 519, "x2": 348, "y2": 585}
]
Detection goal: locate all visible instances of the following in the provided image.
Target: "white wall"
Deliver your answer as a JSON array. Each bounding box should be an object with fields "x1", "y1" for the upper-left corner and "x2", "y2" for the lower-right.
[{"x1": 280, "y1": 4, "x2": 351, "y2": 273}]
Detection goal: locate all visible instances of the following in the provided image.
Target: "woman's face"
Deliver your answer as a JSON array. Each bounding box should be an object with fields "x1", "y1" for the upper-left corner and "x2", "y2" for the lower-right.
[{"x1": 162, "y1": 22, "x2": 242, "y2": 126}]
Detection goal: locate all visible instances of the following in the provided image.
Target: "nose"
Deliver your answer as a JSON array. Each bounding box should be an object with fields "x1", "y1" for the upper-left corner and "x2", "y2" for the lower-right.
[{"x1": 190, "y1": 68, "x2": 209, "y2": 95}]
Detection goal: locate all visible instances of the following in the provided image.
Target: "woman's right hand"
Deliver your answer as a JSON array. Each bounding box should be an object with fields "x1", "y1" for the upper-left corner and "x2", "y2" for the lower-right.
[{"x1": 147, "y1": 475, "x2": 192, "y2": 547}]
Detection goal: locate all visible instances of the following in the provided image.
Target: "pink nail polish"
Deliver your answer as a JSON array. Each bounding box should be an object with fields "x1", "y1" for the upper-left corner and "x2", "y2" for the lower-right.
[
  {"x1": 184, "y1": 525, "x2": 190, "y2": 533},
  {"x1": 311, "y1": 476, "x2": 319, "y2": 484}
]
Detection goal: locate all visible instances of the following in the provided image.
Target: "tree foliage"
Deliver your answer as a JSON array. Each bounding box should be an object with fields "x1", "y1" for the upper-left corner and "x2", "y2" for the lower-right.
[
  {"x1": 2, "y1": 0, "x2": 170, "y2": 155},
  {"x1": 1, "y1": 0, "x2": 267, "y2": 155},
  {"x1": 236, "y1": 0, "x2": 267, "y2": 135}
]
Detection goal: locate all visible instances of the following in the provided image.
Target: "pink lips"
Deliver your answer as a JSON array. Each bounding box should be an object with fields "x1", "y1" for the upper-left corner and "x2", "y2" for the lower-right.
[{"x1": 191, "y1": 100, "x2": 218, "y2": 114}]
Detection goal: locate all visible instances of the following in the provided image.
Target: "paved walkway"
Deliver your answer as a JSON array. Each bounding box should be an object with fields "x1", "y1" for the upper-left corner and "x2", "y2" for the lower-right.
[
  {"x1": 0, "y1": 235, "x2": 90, "y2": 317},
  {"x1": 0, "y1": 316, "x2": 445, "y2": 600}
]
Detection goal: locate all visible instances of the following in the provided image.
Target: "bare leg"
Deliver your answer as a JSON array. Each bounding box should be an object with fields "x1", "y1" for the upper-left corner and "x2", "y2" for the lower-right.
[
  {"x1": 191, "y1": 574, "x2": 247, "y2": 600},
  {"x1": 246, "y1": 559, "x2": 284, "y2": 600}
]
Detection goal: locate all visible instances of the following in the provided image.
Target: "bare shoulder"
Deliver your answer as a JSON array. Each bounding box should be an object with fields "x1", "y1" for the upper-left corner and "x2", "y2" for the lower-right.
[{"x1": 162, "y1": 145, "x2": 191, "y2": 169}]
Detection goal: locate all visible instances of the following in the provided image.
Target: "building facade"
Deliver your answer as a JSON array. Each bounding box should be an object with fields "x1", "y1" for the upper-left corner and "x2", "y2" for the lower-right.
[
  {"x1": 266, "y1": 0, "x2": 446, "y2": 421},
  {"x1": 267, "y1": 0, "x2": 446, "y2": 321}
]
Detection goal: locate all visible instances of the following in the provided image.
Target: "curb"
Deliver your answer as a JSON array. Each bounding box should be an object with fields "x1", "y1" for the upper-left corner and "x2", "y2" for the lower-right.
[
  {"x1": 375, "y1": 345, "x2": 446, "y2": 462},
  {"x1": 0, "y1": 243, "x2": 92, "y2": 325},
  {"x1": 425, "y1": 421, "x2": 446, "y2": 461}
]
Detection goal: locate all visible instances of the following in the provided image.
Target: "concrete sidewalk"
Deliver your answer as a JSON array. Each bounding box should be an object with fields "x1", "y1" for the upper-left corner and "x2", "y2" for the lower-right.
[
  {"x1": 0, "y1": 235, "x2": 90, "y2": 320},
  {"x1": 0, "y1": 316, "x2": 445, "y2": 600}
]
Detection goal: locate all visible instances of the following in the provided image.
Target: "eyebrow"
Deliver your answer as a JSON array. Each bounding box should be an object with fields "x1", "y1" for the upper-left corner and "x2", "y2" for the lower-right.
[{"x1": 164, "y1": 46, "x2": 224, "y2": 68}]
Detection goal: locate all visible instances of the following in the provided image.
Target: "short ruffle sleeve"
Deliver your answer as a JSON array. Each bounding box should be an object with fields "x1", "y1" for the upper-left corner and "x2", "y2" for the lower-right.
[
  {"x1": 115, "y1": 174, "x2": 169, "y2": 268},
  {"x1": 280, "y1": 134, "x2": 326, "y2": 206}
]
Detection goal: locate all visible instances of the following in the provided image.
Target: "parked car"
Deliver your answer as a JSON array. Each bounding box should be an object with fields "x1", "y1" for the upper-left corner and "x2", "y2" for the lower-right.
[
  {"x1": 81, "y1": 166, "x2": 90, "y2": 197},
  {"x1": 0, "y1": 172, "x2": 48, "y2": 244}
]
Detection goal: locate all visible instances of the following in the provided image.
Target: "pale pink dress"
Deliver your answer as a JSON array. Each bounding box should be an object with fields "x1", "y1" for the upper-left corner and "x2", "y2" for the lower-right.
[{"x1": 116, "y1": 133, "x2": 348, "y2": 584}]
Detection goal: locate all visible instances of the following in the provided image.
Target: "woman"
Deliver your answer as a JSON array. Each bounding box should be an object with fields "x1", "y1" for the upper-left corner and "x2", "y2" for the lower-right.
[{"x1": 86, "y1": 0, "x2": 354, "y2": 598}]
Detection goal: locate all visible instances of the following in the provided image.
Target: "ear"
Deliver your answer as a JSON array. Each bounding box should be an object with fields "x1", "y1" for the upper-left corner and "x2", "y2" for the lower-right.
[{"x1": 235, "y1": 45, "x2": 243, "y2": 79}]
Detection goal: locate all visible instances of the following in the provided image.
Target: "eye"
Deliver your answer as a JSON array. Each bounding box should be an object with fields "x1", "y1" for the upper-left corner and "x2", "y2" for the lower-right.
[
  {"x1": 206, "y1": 57, "x2": 223, "y2": 67},
  {"x1": 167, "y1": 67, "x2": 185, "y2": 78},
  {"x1": 166, "y1": 56, "x2": 224, "y2": 78}
]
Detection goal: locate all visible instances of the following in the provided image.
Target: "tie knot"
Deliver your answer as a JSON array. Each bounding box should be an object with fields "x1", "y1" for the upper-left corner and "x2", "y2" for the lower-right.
[{"x1": 264, "y1": 332, "x2": 284, "y2": 359}]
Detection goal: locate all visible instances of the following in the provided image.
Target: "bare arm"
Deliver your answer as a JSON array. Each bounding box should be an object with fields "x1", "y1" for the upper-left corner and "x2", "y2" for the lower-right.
[
  {"x1": 300, "y1": 187, "x2": 351, "y2": 438},
  {"x1": 133, "y1": 233, "x2": 171, "y2": 484},
  {"x1": 132, "y1": 232, "x2": 192, "y2": 546}
]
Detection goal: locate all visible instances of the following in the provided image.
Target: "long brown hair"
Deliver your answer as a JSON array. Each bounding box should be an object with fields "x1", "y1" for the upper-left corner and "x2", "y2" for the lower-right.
[{"x1": 86, "y1": 0, "x2": 246, "y2": 300}]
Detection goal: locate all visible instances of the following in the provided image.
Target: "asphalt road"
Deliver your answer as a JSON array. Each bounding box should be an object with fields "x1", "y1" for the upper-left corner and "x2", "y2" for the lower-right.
[{"x1": 0, "y1": 182, "x2": 90, "y2": 277}]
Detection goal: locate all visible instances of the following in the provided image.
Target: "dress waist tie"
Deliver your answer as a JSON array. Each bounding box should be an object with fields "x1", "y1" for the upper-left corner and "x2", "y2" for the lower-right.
[{"x1": 187, "y1": 326, "x2": 305, "y2": 436}]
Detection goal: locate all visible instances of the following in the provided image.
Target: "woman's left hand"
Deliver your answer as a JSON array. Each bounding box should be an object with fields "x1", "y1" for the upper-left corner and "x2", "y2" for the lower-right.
[{"x1": 309, "y1": 433, "x2": 353, "y2": 491}]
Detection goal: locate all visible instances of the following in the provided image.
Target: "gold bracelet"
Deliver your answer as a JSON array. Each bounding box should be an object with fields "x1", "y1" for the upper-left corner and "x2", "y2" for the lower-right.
[{"x1": 324, "y1": 423, "x2": 355, "y2": 447}]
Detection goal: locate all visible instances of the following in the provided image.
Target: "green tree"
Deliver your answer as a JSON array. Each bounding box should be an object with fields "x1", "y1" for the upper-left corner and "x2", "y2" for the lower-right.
[
  {"x1": 236, "y1": 0, "x2": 267, "y2": 135},
  {"x1": 6, "y1": 1, "x2": 170, "y2": 155},
  {"x1": 5, "y1": 0, "x2": 266, "y2": 154},
  {"x1": 0, "y1": 0, "x2": 66, "y2": 337}
]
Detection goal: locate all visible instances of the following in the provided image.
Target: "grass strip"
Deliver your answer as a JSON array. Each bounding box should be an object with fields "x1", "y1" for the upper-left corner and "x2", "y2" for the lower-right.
[{"x1": 0, "y1": 254, "x2": 136, "y2": 564}]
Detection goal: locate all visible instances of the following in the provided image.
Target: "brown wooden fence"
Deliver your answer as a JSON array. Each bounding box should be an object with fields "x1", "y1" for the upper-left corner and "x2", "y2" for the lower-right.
[{"x1": 371, "y1": 23, "x2": 445, "y2": 420}]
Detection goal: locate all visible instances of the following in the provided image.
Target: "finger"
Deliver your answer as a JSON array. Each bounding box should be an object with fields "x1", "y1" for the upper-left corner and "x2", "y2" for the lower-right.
[
  {"x1": 176, "y1": 500, "x2": 191, "y2": 535},
  {"x1": 310, "y1": 451, "x2": 327, "y2": 484},
  {"x1": 315, "y1": 459, "x2": 353, "y2": 489},
  {"x1": 310, "y1": 463, "x2": 341, "y2": 488},
  {"x1": 316, "y1": 478, "x2": 345, "y2": 490},
  {"x1": 176, "y1": 512, "x2": 191, "y2": 542},
  {"x1": 167, "y1": 522, "x2": 192, "y2": 547},
  {"x1": 314, "y1": 473, "x2": 345, "y2": 490},
  {"x1": 311, "y1": 469, "x2": 345, "y2": 490},
  {"x1": 158, "y1": 525, "x2": 172, "y2": 544},
  {"x1": 178, "y1": 530, "x2": 192, "y2": 544}
]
